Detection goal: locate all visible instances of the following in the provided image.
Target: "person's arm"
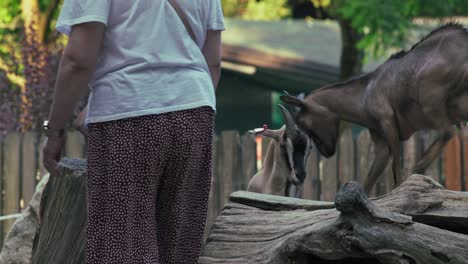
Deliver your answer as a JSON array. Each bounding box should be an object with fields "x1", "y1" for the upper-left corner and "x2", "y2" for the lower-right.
[
  {"x1": 47, "y1": 22, "x2": 104, "y2": 130},
  {"x1": 202, "y1": 30, "x2": 222, "y2": 90},
  {"x1": 43, "y1": 22, "x2": 104, "y2": 176},
  {"x1": 73, "y1": 103, "x2": 89, "y2": 136}
]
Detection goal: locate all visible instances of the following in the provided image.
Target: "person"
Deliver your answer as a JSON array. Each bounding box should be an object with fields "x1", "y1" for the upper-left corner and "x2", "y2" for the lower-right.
[{"x1": 41, "y1": 0, "x2": 225, "y2": 263}]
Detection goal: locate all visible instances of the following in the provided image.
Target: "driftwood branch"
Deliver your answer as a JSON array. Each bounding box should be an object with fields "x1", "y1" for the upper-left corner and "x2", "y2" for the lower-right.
[{"x1": 201, "y1": 175, "x2": 468, "y2": 264}]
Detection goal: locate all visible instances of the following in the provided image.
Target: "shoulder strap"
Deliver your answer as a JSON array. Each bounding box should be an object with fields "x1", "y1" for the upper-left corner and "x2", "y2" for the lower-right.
[{"x1": 168, "y1": 0, "x2": 197, "y2": 43}]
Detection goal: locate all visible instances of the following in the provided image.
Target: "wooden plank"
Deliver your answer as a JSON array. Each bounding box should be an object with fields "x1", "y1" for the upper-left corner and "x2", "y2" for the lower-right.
[
  {"x1": 320, "y1": 152, "x2": 338, "y2": 202},
  {"x1": 420, "y1": 131, "x2": 442, "y2": 182},
  {"x1": 64, "y1": 130, "x2": 85, "y2": 159},
  {"x1": 443, "y1": 135, "x2": 461, "y2": 191},
  {"x1": 338, "y1": 128, "x2": 355, "y2": 188},
  {"x1": 302, "y1": 147, "x2": 320, "y2": 200},
  {"x1": 3, "y1": 132, "x2": 21, "y2": 241},
  {"x1": 240, "y1": 132, "x2": 257, "y2": 190},
  {"x1": 220, "y1": 131, "x2": 241, "y2": 207},
  {"x1": 356, "y1": 130, "x2": 377, "y2": 197},
  {"x1": 21, "y1": 131, "x2": 38, "y2": 210}
]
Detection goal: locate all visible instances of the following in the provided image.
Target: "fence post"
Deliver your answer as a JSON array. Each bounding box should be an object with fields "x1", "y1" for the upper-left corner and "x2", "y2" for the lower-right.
[
  {"x1": 303, "y1": 148, "x2": 320, "y2": 200},
  {"x1": 220, "y1": 131, "x2": 241, "y2": 207},
  {"x1": 21, "y1": 131, "x2": 38, "y2": 210},
  {"x1": 338, "y1": 128, "x2": 355, "y2": 189},
  {"x1": 0, "y1": 135, "x2": 3, "y2": 246},
  {"x1": 37, "y1": 134, "x2": 47, "y2": 180},
  {"x1": 205, "y1": 135, "x2": 219, "y2": 240},
  {"x1": 241, "y1": 132, "x2": 257, "y2": 190},
  {"x1": 403, "y1": 132, "x2": 423, "y2": 180},
  {"x1": 443, "y1": 135, "x2": 461, "y2": 191},
  {"x1": 320, "y1": 152, "x2": 338, "y2": 201},
  {"x1": 356, "y1": 130, "x2": 377, "y2": 197},
  {"x1": 2, "y1": 132, "x2": 21, "y2": 242},
  {"x1": 420, "y1": 131, "x2": 442, "y2": 182},
  {"x1": 461, "y1": 127, "x2": 468, "y2": 191}
]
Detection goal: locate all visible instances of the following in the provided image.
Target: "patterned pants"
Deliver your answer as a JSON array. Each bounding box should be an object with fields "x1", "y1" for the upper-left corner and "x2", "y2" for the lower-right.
[{"x1": 85, "y1": 107, "x2": 214, "y2": 264}]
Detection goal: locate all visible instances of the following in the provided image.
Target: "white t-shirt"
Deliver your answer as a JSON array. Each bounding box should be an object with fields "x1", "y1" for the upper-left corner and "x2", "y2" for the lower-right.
[{"x1": 56, "y1": 0, "x2": 225, "y2": 124}]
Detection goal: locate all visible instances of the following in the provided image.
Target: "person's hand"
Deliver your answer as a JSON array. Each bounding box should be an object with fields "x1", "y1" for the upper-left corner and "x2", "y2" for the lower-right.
[
  {"x1": 42, "y1": 136, "x2": 65, "y2": 177},
  {"x1": 73, "y1": 107, "x2": 88, "y2": 137}
]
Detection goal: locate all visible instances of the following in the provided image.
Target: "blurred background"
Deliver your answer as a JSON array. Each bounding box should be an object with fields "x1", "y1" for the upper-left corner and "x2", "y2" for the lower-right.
[{"x1": 1, "y1": 0, "x2": 468, "y2": 135}]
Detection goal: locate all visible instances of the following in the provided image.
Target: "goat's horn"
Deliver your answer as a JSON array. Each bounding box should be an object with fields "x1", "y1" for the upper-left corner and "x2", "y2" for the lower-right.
[{"x1": 278, "y1": 104, "x2": 297, "y2": 135}]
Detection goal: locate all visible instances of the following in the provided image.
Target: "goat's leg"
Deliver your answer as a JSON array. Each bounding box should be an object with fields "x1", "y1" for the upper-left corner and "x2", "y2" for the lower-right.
[
  {"x1": 380, "y1": 118, "x2": 403, "y2": 188},
  {"x1": 363, "y1": 132, "x2": 390, "y2": 194},
  {"x1": 285, "y1": 180, "x2": 301, "y2": 198},
  {"x1": 413, "y1": 127, "x2": 454, "y2": 174}
]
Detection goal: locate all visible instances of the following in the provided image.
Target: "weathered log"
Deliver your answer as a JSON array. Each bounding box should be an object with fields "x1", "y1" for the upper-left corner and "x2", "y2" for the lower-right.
[
  {"x1": 229, "y1": 174, "x2": 468, "y2": 232},
  {"x1": 229, "y1": 191, "x2": 334, "y2": 211},
  {"x1": 30, "y1": 158, "x2": 86, "y2": 264},
  {"x1": 374, "y1": 174, "x2": 468, "y2": 233},
  {"x1": 201, "y1": 175, "x2": 468, "y2": 264}
]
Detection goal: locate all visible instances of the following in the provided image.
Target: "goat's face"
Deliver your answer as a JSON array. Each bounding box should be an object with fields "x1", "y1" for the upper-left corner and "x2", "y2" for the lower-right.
[
  {"x1": 254, "y1": 125, "x2": 312, "y2": 197},
  {"x1": 278, "y1": 127, "x2": 311, "y2": 186},
  {"x1": 253, "y1": 105, "x2": 313, "y2": 191},
  {"x1": 280, "y1": 95, "x2": 338, "y2": 158}
]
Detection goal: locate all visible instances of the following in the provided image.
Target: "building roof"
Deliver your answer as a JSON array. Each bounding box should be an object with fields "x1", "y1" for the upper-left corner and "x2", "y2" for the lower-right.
[{"x1": 221, "y1": 18, "x2": 467, "y2": 94}]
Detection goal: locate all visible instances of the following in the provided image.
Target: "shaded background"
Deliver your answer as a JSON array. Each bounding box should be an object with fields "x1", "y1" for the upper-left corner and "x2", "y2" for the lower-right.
[{"x1": 1, "y1": 0, "x2": 468, "y2": 134}]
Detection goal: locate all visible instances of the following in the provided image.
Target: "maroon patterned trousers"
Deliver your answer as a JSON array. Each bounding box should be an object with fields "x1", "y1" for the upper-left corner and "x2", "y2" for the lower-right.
[{"x1": 85, "y1": 107, "x2": 214, "y2": 264}]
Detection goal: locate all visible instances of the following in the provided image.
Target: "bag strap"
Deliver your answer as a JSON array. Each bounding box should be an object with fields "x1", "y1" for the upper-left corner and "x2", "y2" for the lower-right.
[{"x1": 168, "y1": 0, "x2": 197, "y2": 43}]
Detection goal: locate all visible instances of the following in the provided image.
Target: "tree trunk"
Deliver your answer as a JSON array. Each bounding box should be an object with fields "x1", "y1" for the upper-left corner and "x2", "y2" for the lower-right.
[
  {"x1": 337, "y1": 19, "x2": 363, "y2": 80},
  {"x1": 30, "y1": 158, "x2": 86, "y2": 264},
  {"x1": 201, "y1": 175, "x2": 468, "y2": 263}
]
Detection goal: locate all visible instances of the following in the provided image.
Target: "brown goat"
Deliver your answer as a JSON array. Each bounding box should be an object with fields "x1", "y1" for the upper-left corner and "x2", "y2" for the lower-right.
[
  {"x1": 247, "y1": 105, "x2": 312, "y2": 198},
  {"x1": 281, "y1": 23, "x2": 468, "y2": 193}
]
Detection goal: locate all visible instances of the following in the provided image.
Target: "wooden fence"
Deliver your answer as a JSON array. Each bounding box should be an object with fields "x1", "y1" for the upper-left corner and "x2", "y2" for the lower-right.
[{"x1": 1, "y1": 128, "x2": 467, "y2": 248}]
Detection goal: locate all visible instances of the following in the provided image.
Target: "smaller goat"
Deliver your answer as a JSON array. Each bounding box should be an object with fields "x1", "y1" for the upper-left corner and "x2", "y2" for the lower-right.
[{"x1": 247, "y1": 105, "x2": 312, "y2": 198}]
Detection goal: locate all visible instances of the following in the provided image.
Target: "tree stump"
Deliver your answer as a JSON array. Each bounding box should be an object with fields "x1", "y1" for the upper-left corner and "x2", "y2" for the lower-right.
[
  {"x1": 30, "y1": 158, "x2": 86, "y2": 264},
  {"x1": 201, "y1": 175, "x2": 468, "y2": 264}
]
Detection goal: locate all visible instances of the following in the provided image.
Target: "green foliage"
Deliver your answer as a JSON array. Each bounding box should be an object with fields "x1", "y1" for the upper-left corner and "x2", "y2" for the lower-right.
[
  {"x1": 222, "y1": 0, "x2": 290, "y2": 20},
  {"x1": 330, "y1": 0, "x2": 414, "y2": 57},
  {"x1": 0, "y1": 0, "x2": 22, "y2": 77},
  {"x1": 223, "y1": 0, "x2": 468, "y2": 58},
  {"x1": 243, "y1": 0, "x2": 290, "y2": 20},
  {"x1": 0, "y1": 0, "x2": 21, "y2": 25},
  {"x1": 221, "y1": 0, "x2": 246, "y2": 17},
  {"x1": 330, "y1": 0, "x2": 468, "y2": 58}
]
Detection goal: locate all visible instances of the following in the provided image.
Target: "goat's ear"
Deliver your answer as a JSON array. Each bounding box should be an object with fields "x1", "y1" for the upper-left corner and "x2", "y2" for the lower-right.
[{"x1": 280, "y1": 95, "x2": 306, "y2": 109}]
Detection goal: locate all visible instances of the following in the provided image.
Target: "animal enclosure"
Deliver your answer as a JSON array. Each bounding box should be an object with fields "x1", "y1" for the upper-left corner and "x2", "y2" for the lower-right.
[{"x1": 0, "y1": 128, "x2": 467, "y2": 248}]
